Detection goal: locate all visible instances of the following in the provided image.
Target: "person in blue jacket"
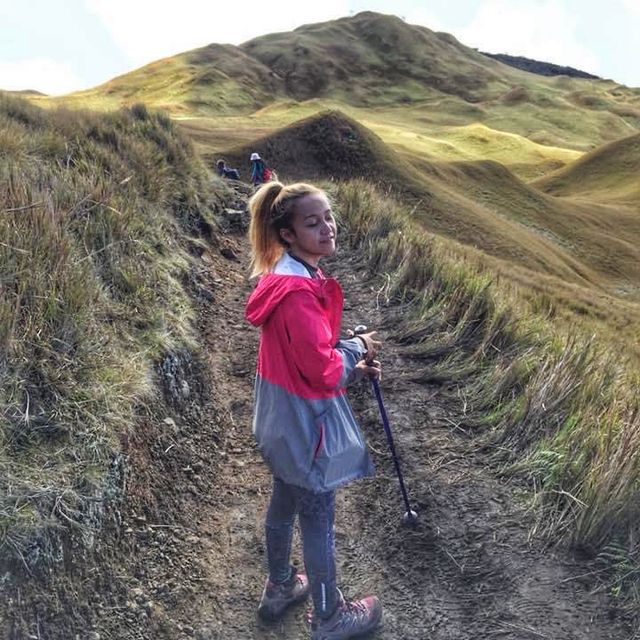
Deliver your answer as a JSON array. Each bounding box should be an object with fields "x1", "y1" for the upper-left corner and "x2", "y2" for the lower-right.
[
  {"x1": 216, "y1": 159, "x2": 240, "y2": 180},
  {"x1": 250, "y1": 152, "x2": 267, "y2": 186}
]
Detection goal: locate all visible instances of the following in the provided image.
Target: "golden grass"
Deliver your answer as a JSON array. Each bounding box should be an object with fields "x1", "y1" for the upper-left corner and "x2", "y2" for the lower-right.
[
  {"x1": 533, "y1": 133, "x2": 640, "y2": 204},
  {"x1": 333, "y1": 180, "x2": 640, "y2": 573},
  {"x1": 26, "y1": 13, "x2": 639, "y2": 180}
]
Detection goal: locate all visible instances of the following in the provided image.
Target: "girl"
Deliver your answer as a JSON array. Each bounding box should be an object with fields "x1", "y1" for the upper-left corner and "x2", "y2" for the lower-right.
[{"x1": 245, "y1": 181, "x2": 383, "y2": 639}]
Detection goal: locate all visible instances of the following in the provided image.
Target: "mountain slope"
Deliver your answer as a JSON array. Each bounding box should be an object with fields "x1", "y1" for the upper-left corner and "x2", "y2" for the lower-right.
[
  {"x1": 532, "y1": 133, "x2": 640, "y2": 205},
  {"x1": 239, "y1": 11, "x2": 507, "y2": 103},
  {"x1": 27, "y1": 12, "x2": 640, "y2": 150},
  {"x1": 224, "y1": 110, "x2": 640, "y2": 297}
]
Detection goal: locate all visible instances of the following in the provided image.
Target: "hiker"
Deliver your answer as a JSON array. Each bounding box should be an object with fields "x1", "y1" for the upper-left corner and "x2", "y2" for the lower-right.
[
  {"x1": 250, "y1": 152, "x2": 272, "y2": 186},
  {"x1": 216, "y1": 159, "x2": 240, "y2": 180},
  {"x1": 245, "y1": 181, "x2": 383, "y2": 638}
]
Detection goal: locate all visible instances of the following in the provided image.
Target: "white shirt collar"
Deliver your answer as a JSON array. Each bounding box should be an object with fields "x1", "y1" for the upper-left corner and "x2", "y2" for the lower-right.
[{"x1": 272, "y1": 252, "x2": 313, "y2": 278}]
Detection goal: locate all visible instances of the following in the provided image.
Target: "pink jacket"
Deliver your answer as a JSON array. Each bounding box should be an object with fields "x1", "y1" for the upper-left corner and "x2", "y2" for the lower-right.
[{"x1": 245, "y1": 253, "x2": 374, "y2": 491}]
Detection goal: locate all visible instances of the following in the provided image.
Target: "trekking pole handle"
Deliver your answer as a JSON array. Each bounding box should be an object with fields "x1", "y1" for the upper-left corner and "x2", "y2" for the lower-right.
[{"x1": 353, "y1": 325, "x2": 373, "y2": 364}]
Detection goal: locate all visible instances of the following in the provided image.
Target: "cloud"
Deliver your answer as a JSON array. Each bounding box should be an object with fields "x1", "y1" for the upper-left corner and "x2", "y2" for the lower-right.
[
  {"x1": 455, "y1": 0, "x2": 601, "y2": 75},
  {"x1": 0, "y1": 58, "x2": 84, "y2": 95},
  {"x1": 620, "y1": 0, "x2": 640, "y2": 16},
  {"x1": 85, "y1": 0, "x2": 350, "y2": 68}
]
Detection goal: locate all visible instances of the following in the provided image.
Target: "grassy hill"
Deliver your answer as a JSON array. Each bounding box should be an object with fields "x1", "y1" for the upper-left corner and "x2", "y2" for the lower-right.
[
  {"x1": 0, "y1": 94, "x2": 224, "y2": 576},
  {"x1": 5, "y1": 11, "x2": 640, "y2": 624},
  {"x1": 221, "y1": 110, "x2": 640, "y2": 312},
  {"x1": 335, "y1": 179, "x2": 640, "y2": 573},
  {"x1": 27, "y1": 12, "x2": 640, "y2": 167},
  {"x1": 532, "y1": 133, "x2": 640, "y2": 205},
  {"x1": 16, "y1": 9, "x2": 640, "y2": 329}
]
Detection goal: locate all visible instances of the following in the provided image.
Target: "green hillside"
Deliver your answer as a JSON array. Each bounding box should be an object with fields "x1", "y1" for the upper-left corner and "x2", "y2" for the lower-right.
[
  {"x1": 532, "y1": 133, "x2": 640, "y2": 205},
  {"x1": 29, "y1": 12, "x2": 639, "y2": 159},
  {"x1": 4, "y1": 11, "x2": 640, "y2": 628},
  {"x1": 0, "y1": 94, "x2": 222, "y2": 575},
  {"x1": 224, "y1": 110, "x2": 640, "y2": 307}
]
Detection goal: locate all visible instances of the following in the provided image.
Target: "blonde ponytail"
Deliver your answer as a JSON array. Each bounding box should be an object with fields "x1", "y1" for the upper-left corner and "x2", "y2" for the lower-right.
[{"x1": 248, "y1": 181, "x2": 323, "y2": 277}]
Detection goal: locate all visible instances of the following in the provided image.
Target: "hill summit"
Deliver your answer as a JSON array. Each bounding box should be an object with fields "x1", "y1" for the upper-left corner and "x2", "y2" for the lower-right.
[{"x1": 221, "y1": 109, "x2": 417, "y2": 184}]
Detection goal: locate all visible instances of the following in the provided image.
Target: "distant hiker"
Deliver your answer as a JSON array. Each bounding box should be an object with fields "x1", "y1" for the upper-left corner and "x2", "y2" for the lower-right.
[
  {"x1": 216, "y1": 159, "x2": 240, "y2": 180},
  {"x1": 245, "y1": 181, "x2": 383, "y2": 639},
  {"x1": 250, "y1": 152, "x2": 275, "y2": 186}
]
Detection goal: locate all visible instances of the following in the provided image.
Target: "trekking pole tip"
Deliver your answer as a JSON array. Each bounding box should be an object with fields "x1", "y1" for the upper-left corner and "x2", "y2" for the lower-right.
[{"x1": 403, "y1": 509, "x2": 419, "y2": 527}]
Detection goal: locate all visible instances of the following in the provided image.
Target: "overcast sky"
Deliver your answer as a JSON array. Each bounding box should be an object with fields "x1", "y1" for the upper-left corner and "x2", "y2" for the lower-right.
[{"x1": 1, "y1": 0, "x2": 639, "y2": 95}]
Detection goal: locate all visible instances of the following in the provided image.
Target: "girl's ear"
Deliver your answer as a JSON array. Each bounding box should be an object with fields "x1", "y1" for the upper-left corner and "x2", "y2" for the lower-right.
[{"x1": 279, "y1": 227, "x2": 295, "y2": 245}]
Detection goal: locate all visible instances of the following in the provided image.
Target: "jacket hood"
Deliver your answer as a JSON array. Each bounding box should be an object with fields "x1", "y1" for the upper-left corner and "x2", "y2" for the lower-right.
[{"x1": 246, "y1": 274, "x2": 321, "y2": 327}]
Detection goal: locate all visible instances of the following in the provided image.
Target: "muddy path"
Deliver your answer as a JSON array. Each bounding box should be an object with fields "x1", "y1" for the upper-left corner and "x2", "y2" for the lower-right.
[{"x1": 180, "y1": 192, "x2": 627, "y2": 640}]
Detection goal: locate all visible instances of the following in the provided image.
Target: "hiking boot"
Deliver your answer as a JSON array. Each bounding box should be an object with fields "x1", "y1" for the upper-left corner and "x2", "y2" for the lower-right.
[
  {"x1": 310, "y1": 589, "x2": 382, "y2": 639},
  {"x1": 258, "y1": 567, "x2": 310, "y2": 621}
]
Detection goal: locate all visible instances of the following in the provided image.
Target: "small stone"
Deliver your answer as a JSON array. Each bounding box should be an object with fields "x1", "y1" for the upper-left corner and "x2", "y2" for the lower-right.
[
  {"x1": 198, "y1": 287, "x2": 214, "y2": 302},
  {"x1": 163, "y1": 417, "x2": 176, "y2": 427}
]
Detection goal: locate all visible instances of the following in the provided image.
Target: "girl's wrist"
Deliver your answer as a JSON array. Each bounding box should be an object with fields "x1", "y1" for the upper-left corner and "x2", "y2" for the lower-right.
[{"x1": 355, "y1": 335, "x2": 370, "y2": 356}]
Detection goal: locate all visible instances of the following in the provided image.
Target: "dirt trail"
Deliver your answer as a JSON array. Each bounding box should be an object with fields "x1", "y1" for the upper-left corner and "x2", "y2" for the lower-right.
[{"x1": 178, "y1": 190, "x2": 627, "y2": 640}]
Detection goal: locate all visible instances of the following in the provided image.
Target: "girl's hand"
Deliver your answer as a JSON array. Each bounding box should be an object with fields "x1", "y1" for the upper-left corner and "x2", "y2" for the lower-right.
[
  {"x1": 353, "y1": 359, "x2": 382, "y2": 382},
  {"x1": 355, "y1": 331, "x2": 382, "y2": 362}
]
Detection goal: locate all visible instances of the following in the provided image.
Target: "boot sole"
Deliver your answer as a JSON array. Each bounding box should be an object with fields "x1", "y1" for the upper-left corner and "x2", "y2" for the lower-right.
[{"x1": 257, "y1": 589, "x2": 310, "y2": 622}]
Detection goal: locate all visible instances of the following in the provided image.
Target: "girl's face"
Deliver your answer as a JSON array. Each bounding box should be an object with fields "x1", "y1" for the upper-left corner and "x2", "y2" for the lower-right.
[{"x1": 280, "y1": 192, "x2": 337, "y2": 266}]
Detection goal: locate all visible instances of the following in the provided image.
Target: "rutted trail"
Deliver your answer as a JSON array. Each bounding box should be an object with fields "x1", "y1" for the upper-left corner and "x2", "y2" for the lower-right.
[{"x1": 186, "y1": 190, "x2": 626, "y2": 640}]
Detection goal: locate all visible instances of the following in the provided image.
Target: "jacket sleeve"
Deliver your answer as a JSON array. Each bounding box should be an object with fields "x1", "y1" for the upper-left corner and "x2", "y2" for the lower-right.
[
  {"x1": 281, "y1": 290, "x2": 365, "y2": 390},
  {"x1": 334, "y1": 339, "x2": 366, "y2": 386}
]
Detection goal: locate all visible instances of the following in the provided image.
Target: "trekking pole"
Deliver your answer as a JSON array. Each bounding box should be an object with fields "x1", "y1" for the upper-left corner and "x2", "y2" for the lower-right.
[{"x1": 354, "y1": 325, "x2": 418, "y2": 527}]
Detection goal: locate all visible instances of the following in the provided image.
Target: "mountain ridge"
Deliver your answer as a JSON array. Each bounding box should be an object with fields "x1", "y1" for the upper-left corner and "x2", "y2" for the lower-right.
[{"x1": 481, "y1": 51, "x2": 601, "y2": 80}]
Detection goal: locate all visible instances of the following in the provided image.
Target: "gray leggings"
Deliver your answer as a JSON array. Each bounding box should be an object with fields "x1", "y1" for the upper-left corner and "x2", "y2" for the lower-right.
[{"x1": 265, "y1": 477, "x2": 337, "y2": 618}]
